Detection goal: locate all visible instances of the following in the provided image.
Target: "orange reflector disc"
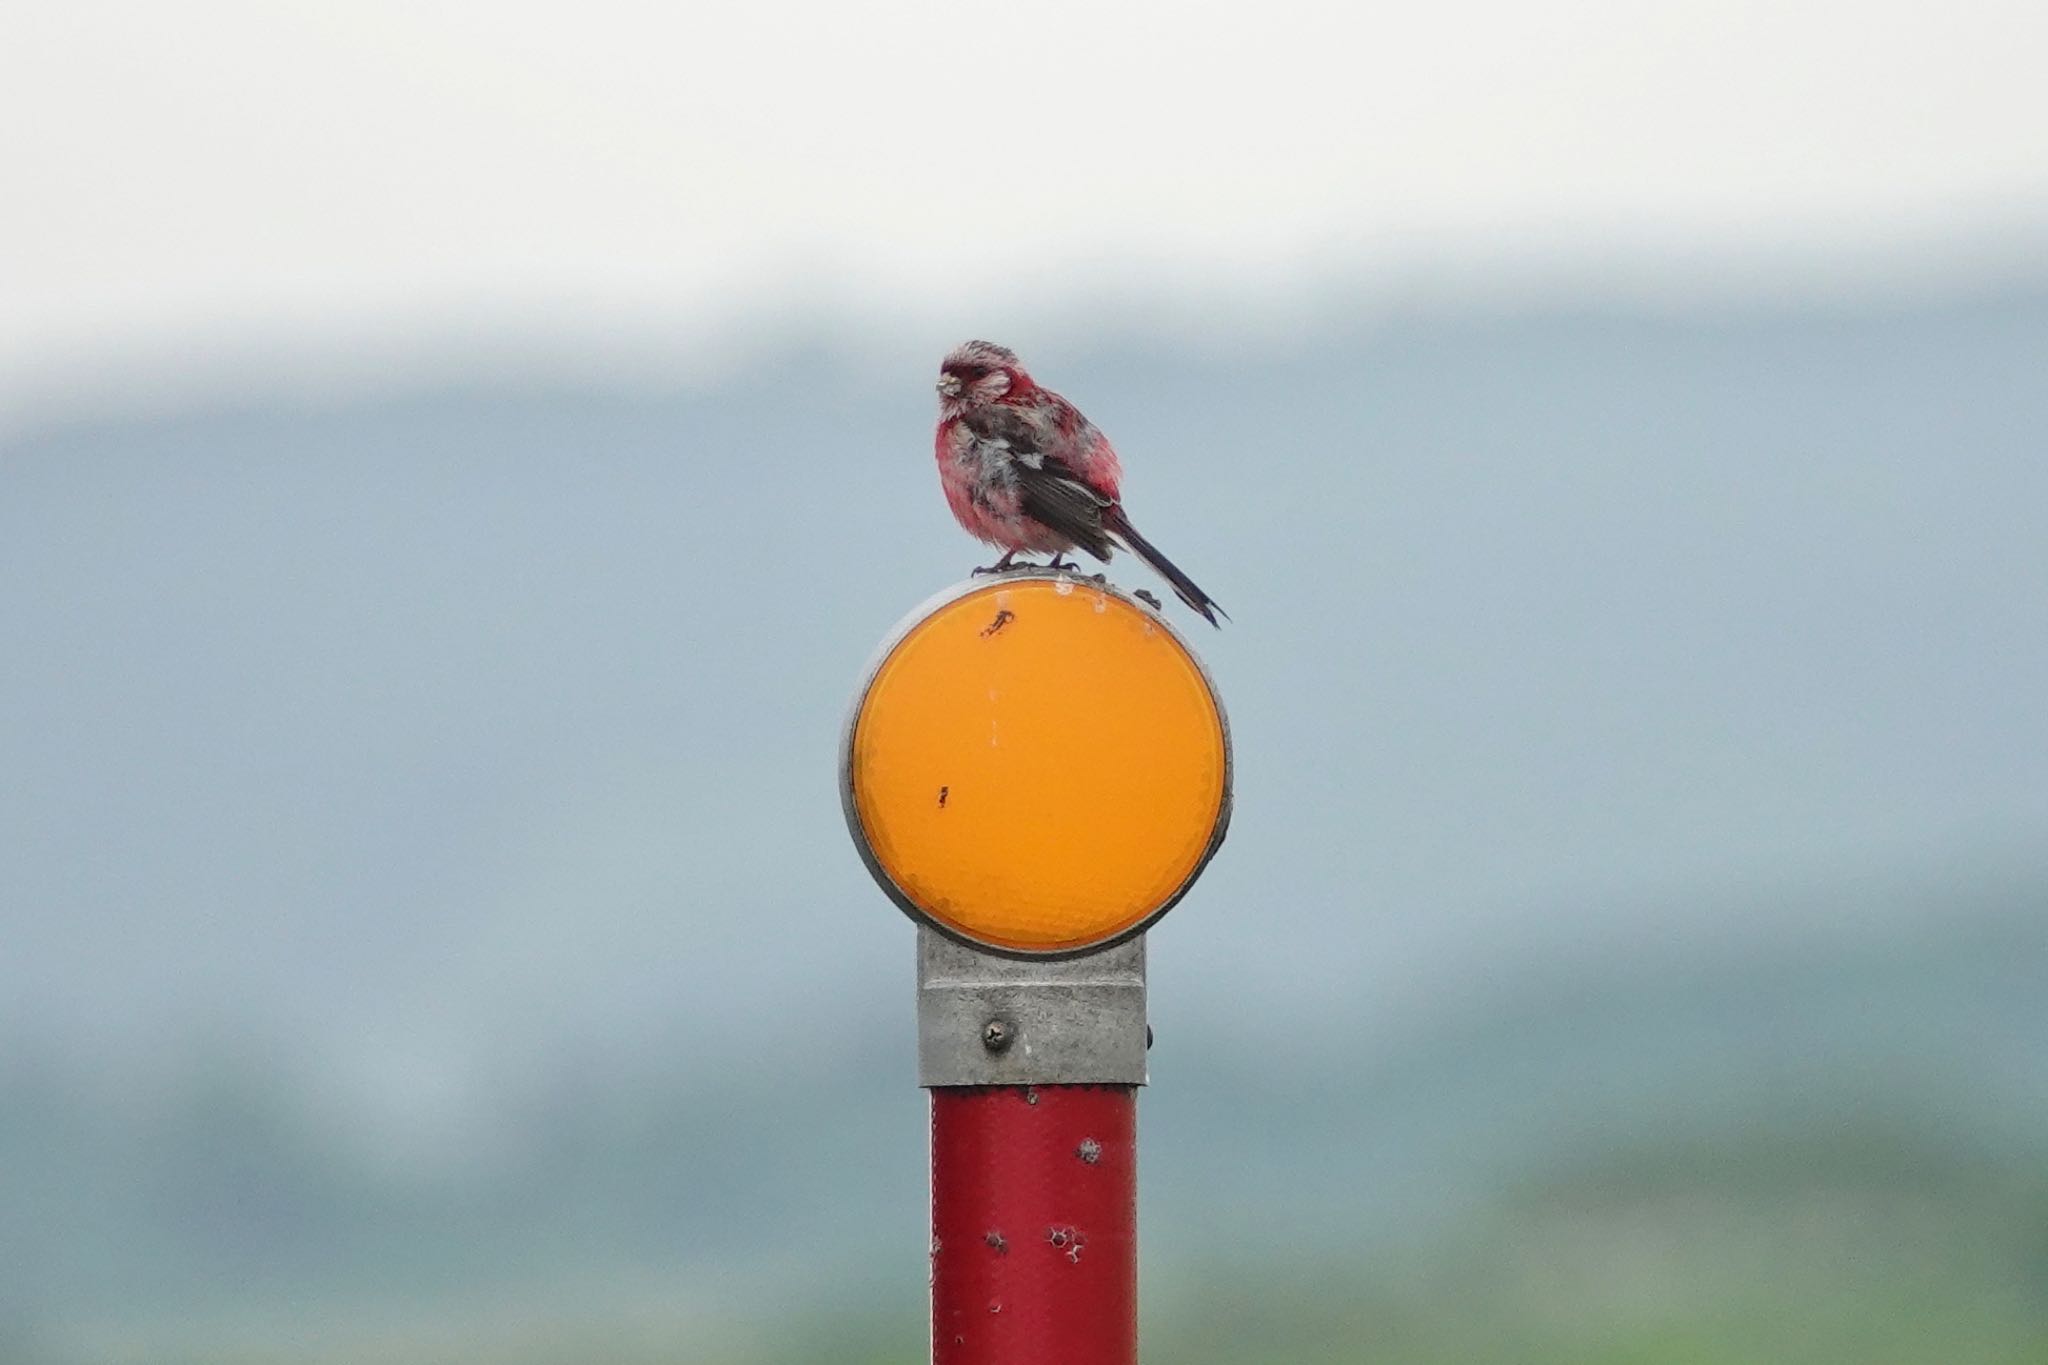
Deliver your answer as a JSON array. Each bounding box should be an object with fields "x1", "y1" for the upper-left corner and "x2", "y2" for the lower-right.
[{"x1": 844, "y1": 573, "x2": 1230, "y2": 955}]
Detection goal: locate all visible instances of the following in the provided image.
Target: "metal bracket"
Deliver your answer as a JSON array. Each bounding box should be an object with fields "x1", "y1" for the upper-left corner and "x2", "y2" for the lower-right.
[{"x1": 918, "y1": 926, "x2": 1148, "y2": 1087}]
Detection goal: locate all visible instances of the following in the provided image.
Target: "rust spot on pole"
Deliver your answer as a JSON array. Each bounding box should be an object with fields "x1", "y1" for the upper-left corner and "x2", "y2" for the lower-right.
[{"x1": 1046, "y1": 1226, "x2": 1088, "y2": 1264}]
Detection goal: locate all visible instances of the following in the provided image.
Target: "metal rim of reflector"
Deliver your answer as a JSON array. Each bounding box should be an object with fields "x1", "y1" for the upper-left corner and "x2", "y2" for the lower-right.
[{"x1": 840, "y1": 569, "x2": 1232, "y2": 958}]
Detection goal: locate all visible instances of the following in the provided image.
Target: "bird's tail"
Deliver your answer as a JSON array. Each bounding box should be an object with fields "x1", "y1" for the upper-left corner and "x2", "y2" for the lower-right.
[{"x1": 1102, "y1": 506, "x2": 1226, "y2": 628}]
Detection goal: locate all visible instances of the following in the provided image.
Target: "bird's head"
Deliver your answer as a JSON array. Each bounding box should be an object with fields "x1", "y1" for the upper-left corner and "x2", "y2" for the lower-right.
[{"x1": 937, "y1": 340, "x2": 1030, "y2": 411}]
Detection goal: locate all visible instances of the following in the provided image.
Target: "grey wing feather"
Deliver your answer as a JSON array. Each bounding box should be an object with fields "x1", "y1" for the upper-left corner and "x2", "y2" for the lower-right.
[
  {"x1": 1017, "y1": 469, "x2": 1115, "y2": 560},
  {"x1": 964, "y1": 407, "x2": 1116, "y2": 560}
]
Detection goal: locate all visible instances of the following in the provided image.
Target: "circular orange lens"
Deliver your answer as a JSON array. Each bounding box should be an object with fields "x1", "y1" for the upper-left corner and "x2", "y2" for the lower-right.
[{"x1": 845, "y1": 574, "x2": 1229, "y2": 954}]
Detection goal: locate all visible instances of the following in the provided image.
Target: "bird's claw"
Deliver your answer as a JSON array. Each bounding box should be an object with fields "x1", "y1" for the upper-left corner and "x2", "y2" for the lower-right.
[{"x1": 975, "y1": 552, "x2": 1078, "y2": 576}]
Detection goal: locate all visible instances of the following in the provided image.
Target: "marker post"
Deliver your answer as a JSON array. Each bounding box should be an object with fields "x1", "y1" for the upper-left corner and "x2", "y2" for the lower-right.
[{"x1": 843, "y1": 570, "x2": 1231, "y2": 1365}]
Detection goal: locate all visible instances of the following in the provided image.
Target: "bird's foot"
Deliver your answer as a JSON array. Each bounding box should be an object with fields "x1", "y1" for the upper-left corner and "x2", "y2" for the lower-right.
[
  {"x1": 1045, "y1": 554, "x2": 1078, "y2": 572},
  {"x1": 972, "y1": 551, "x2": 1023, "y2": 576}
]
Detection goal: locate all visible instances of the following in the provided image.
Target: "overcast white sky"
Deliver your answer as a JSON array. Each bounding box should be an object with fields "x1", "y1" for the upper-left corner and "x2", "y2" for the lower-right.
[{"x1": 5, "y1": 0, "x2": 2046, "y2": 409}]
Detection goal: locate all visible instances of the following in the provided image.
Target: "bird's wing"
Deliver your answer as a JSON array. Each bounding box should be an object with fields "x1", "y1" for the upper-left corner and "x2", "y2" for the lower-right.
[{"x1": 964, "y1": 406, "x2": 1117, "y2": 560}]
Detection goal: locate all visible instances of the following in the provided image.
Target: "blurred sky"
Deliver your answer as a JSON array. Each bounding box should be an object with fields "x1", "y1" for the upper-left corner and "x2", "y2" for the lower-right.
[{"x1": 6, "y1": 0, "x2": 2047, "y2": 417}]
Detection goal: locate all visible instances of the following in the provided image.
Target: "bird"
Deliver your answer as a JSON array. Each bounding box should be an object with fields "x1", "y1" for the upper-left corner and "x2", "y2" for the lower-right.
[{"x1": 933, "y1": 340, "x2": 1226, "y2": 627}]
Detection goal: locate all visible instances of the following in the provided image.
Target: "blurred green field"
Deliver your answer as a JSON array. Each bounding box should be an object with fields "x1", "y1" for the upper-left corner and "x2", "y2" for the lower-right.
[
  {"x1": 17, "y1": 882, "x2": 2045, "y2": 1365},
  {"x1": 73, "y1": 1123, "x2": 2046, "y2": 1365}
]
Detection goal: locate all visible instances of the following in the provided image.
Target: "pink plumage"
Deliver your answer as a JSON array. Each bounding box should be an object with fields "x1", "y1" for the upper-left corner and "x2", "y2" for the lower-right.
[{"x1": 933, "y1": 340, "x2": 1225, "y2": 627}]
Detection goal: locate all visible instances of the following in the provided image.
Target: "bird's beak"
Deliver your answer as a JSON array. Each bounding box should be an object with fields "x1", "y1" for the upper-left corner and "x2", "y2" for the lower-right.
[{"x1": 937, "y1": 375, "x2": 963, "y2": 398}]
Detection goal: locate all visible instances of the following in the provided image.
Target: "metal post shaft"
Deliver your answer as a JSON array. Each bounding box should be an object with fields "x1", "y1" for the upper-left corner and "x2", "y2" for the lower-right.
[{"x1": 930, "y1": 1084, "x2": 1137, "y2": 1365}]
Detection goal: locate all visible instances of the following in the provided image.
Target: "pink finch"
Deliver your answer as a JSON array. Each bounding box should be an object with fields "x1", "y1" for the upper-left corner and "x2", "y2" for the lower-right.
[{"x1": 933, "y1": 340, "x2": 1226, "y2": 627}]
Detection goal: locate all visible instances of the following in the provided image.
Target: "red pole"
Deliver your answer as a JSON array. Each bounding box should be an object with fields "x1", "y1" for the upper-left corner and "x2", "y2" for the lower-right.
[{"x1": 930, "y1": 1084, "x2": 1137, "y2": 1365}]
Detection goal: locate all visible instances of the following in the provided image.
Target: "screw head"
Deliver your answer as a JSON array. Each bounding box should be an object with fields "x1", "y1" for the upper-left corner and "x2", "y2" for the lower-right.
[{"x1": 981, "y1": 1018, "x2": 1014, "y2": 1052}]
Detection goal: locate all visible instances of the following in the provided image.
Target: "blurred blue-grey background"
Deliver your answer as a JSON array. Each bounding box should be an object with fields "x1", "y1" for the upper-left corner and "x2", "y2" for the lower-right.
[{"x1": 5, "y1": 3, "x2": 2047, "y2": 1361}]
